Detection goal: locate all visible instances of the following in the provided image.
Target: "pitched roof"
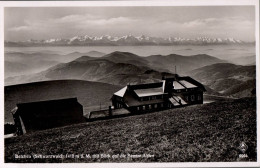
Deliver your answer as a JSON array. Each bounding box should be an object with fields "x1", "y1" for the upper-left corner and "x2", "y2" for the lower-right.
[
  {"x1": 180, "y1": 76, "x2": 206, "y2": 91},
  {"x1": 17, "y1": 97, "x2": 79, "y2": 107},
  {"x1": 134, "y1": 87, "x2": 164, "y2": 97},
  {"x1": 128, "y1": 82, "x2": 163, "y2": 90},
  {"x1": 124, "y1": 92, "x2": 165, "y2": 106},
  {"x1": 179, "y1": 80, "x2": 197, "y2": 88},
  {"x1": 114, "y1": 86, "x2": 127, "y2": 97},
  {"x1": 14, "y1": 98, "x2": 82, "y2": 116},
  {"x1": 173, "y1": 81, "x2": 185, "y2": 90},
  {"x1": 113, "y1": 75, "x2": 206, "y2": 99}
]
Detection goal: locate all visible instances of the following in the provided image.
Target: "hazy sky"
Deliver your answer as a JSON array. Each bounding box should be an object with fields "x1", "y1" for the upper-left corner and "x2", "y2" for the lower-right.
[{"x1": 4, "y1": 6, "x2": 255, "y2": 42}]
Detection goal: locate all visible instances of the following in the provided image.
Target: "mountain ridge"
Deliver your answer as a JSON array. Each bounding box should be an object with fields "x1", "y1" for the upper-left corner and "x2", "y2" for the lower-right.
[
  {"x1": 5, "y1": 51, "x2": 227, "y2": 86},
  {"x1": 5, "y1": 51, "x2": 255, "y2": 98},
  {"x1": 5, "y1": 35, "x2": 254, "y2": 47},
  {"x1": 189, "y1": 63, "x2": 256, "y2": 97}
]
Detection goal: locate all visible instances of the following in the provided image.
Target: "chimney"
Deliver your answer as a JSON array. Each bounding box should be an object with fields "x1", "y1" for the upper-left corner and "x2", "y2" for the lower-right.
[{"x1": 163, "y1": 77, "x2": 174, "y2": 94}]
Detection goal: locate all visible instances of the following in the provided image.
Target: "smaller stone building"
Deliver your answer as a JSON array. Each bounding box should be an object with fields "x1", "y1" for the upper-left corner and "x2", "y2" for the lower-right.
[{"x1": 12, "y1": 98, "x2": 85, "y2": 135}]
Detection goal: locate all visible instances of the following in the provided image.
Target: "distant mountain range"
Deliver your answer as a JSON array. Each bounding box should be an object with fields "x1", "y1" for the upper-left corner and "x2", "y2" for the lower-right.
[
  {"x1": 5, "y1": 51, "x2": 226, "y2": 86},
  {"x1": 4, "y1": 51, "x2": 106, "y2": 78},
  {"x1": 5, "y1": 35, "x2": 254, "y2": 47},
  {"x1": 5, "y1": 51, "x2": 256, "y2": 98}
]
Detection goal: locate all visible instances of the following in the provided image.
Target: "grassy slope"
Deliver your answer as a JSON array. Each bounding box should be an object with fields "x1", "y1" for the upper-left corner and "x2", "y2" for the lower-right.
[
  {"x1": 5, "y1": 97, "x2": 256, "y2": 162},
  {"x1": 5, "y1": 80, "x2": 121, "y2": 123},
  {"x1": 190, "y1": 63, "x2": 256, "y2": 97}
]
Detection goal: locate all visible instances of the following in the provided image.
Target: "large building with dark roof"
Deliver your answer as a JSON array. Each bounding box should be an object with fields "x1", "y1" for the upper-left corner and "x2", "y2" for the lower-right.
[
  {"x1": 111, "y1": 74, "x2": 206, "y2": 113},
  {"x1": 12, "y1": 98, "x2": 85, "y2": 135}
]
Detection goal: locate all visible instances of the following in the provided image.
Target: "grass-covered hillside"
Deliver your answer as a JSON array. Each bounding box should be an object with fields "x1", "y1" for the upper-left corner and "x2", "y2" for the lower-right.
[
  {"x1": 5, "y1": 97, "x2": 256, "y2": 163},
  {"x1": 190, "y1": 63, "x2": 256, "y2": 98}
]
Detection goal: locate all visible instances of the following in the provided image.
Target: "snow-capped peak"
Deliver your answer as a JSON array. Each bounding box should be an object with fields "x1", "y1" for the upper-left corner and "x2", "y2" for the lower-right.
[{"x1": 14, "y1": 35, "x2": 248, "y2": 46}]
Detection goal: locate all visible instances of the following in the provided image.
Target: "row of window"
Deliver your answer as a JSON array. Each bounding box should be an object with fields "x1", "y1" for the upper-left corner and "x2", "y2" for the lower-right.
[
  {"x1": 116, "y1": 103, "x2": 123, "y2": 108},
  {"x1": 136, "y1": 103, "x2": 164, "y2": 111},
  {"x1": 175, "y1": 88, "x2": 196, "y2": 93},
  {"x1": 185, "y1": 94, "x2": 201, "y2": 102},
  {"x1": 115, "y1": 97, "x2": 123, "y2": 101},
  {"x1": 140, "y1": 95, "x2": 164, "y2": 101}
]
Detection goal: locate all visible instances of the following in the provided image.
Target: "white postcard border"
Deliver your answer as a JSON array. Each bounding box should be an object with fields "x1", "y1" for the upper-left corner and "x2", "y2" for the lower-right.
[{"x1": 0, "y1": 0, "x2": 259, "y2": 167}]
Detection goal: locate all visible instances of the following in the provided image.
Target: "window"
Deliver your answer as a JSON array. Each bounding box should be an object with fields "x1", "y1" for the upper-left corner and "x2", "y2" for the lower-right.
[
  {"x1": 161, "y1": 103, "x2": 164, "y2": 108},
  {"x1": 149, "y1": 105, "x2": 152, "y2": 109},
  {"x1": 154, "y1": 104, "x2": 157, "y2": 108},
  {"x1": 198, "y1": 95, "x2": 201, "y2": 100},
  {"x1": 185, "y1": 96, "x2": 189, "y2": 101},
  {"x1": 140, "y1": 98, "x2": 143, "y2": 101},
  {"x1": 191, "y1": 95, "x2": 195, "y2": 101},
  {"x1": 143, "y1": 106, "x2": 146, "y2": 110},
  {"x1": 137, "y1": 107, "x2": 140, "y2": 111}
]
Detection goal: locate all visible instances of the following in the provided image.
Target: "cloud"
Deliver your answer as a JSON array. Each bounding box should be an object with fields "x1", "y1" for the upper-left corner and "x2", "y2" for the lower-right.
[
  {"x1": 152, "y1": 17, "x2": 255, "y2": 40},
  {"x1": 87, "y1": 17, "x2": 138, "y2": 26},
  {"x1": 8, "y1": 14, "x2": 139, "y2": 34},
  {"x1": 52, "y1": 14, "x2": 101, "y2": 24},
  {"x1": 8, "y1": 25, "x2": 32, "y2": 32},
  {"x1": 183, "y1": 18, "x2": 219, "y2": 27},
  {"x1": 182, "y1": 17, "x2": 254, "y2": 29},
  {"x1": 7, "y1": 14, "x2": 255, "y2": 41}
]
